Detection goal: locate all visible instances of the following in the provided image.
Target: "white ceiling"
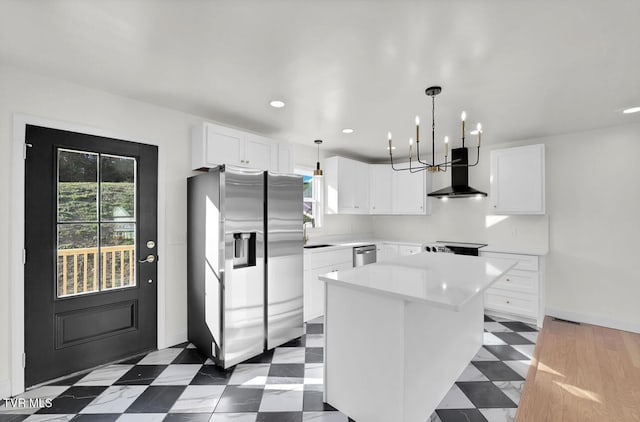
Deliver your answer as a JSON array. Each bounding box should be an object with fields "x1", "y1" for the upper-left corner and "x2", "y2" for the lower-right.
[{"x1": 1, "y1": 0, "x2": 639, "y2": 160}]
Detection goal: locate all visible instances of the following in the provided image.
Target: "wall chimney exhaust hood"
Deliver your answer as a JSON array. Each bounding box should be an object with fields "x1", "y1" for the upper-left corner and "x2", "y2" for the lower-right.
[{"x1": 427, "y1": 147, "x2": 487, "y2": 198}]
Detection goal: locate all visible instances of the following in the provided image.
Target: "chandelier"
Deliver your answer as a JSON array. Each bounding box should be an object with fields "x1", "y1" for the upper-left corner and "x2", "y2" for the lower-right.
[{"x1": 388, "y1": 86, "x2": 482, "y2": 173}]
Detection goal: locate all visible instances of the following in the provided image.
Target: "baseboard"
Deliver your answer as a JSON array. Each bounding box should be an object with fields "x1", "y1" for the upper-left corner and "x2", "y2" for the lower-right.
[
  {"x1": 1, "y1": 378, "x2": 11, "y2": 398},
  {"x1": 160, "y1": 330, "x2": 188, "y2": 350},
  {"x1": 546, "y1": 307, "x2": 640, "y2": 334}
]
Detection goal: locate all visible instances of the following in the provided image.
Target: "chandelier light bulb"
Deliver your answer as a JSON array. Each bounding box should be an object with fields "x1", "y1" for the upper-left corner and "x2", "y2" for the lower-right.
[
  {"x1": 461, "y1": 111, "x2": 467, "y2": 122},
  {"x1": 415, "y1": 116, "x2": 420, "y2": 125},
  {"x1": 409, "y1": 137, "x2": 414, "y2": 146},
  {"x1": 388, "y1": 131, "x2": 392, "y2": 141}
]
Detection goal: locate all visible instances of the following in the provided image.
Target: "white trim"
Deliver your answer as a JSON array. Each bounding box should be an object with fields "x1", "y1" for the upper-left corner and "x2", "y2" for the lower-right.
[
  {"x1": 164, "y1": 330, "x2": 188, "y2": 349},
  {"x1": 545, "y1": 307, "x2": 640, "y2": 334},
  {"x1": 0, "y1": 378, "x2": 10, "y2": 399},
  {"x1": 10, "y1": 113, "x2": 167, "y2": 395}
]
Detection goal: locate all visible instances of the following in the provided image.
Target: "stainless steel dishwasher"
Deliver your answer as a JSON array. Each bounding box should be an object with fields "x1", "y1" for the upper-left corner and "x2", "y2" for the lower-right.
[{"x1": 353, "y1": 244, "x2": 377, "y2": 267}]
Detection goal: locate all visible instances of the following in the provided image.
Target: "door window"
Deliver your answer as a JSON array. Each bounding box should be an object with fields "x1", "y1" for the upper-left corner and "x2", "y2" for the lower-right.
[{"x1": 56, "y1": 149, "x2": 137, "y2": 297}]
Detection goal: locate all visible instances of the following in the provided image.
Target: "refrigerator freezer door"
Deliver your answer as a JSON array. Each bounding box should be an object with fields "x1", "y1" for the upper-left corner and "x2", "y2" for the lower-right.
[
  {"x1": 222, "y1": 166, "x2": 266, "y2": 367},
  {"x1": 266, "y1": 172, "x2": 304, "y2": 349}
]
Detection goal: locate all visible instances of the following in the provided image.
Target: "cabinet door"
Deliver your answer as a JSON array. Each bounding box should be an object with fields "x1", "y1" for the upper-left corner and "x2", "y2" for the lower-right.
[
  {"x1": 303, "y1": 269, "x2": 314, "y2": 322},
  {"x1": 337, "y1": 158, "x2": 358, "y2": 213},
  {"x1": 205, "y1": 124, "x2": 243, "y2": 167},
  {"x1": 369, "y1": 164, "x2": 392, "y2": 214},
  {"x1": 244, "y1": 134, "x2": 275, "y2": 171},
  {"x1": 393, "y1": 170, "x2": 427, "y2": 214},
  {"x1": 379, "y1": 243, "x2": 399, "y2": 262},
  {"x1": 490, "y1": 144, "x2": 545, "y2": 214},
  {"x1": 277, "y1": 142, "x2": 295, "y2": 173},
  {"x1": 398, "y1": 244, "x2": 421, "y2": 256},
  {"x1": 353, "y1": 161, "x2": 370, "y2": 213}
]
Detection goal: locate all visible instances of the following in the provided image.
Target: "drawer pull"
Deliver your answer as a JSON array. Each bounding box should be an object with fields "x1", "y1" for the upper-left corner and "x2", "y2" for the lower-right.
[
  {"x1": 506, "y1": 300, "x2": 511, "y2": 304},
  {"x1": 506, "y1": 278, "x2": 511, "y2": 282}
]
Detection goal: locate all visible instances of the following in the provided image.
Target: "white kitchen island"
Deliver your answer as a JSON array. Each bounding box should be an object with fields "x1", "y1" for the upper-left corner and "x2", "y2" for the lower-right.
[{"x1": 318, "y1": 253, "x2": 516, "y2": 422}]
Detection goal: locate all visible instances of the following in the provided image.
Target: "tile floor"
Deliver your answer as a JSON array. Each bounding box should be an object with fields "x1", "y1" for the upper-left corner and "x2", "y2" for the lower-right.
[{"x1": 0, "y1": 315, "x2": 537, "y2": 422}]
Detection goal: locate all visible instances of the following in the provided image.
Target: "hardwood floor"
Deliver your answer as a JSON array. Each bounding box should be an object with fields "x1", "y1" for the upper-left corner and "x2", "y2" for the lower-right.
[{"x1": 517, "y1": 316, "x2": 640, "y2": 421}]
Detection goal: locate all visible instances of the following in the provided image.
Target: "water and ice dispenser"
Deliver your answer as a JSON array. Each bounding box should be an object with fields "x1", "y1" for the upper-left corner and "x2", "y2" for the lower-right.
[{"x1": 233, "y1": 232, "x2": 256, "y2": 268}]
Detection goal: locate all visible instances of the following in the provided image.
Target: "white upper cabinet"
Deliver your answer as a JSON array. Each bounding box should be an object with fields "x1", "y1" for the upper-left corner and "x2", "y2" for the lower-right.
[
  {"x1": 192, "y1": 122, "x2": 281, "y2": 172},
  {"x1": 243, "y1": 133, "x2": 276, "y2": 171},
  {"x1": 369, "y1": 164, "x2": 393, "y2": 214},
  {"x1": 325, "y1": 156, "x2": 369, "y2": 214},
  {"x1": 277, "y1": 142, "x2": 295, "y2": 174},
  {"x1": 392, "y1": 169, "x2": 432, "y2": 215},
  {"x1": 490, "y1": 144, "x2": 545, "y2": 214},
  {"x1": 327, "y1": 157, "x2": 431, "y2": 215}
]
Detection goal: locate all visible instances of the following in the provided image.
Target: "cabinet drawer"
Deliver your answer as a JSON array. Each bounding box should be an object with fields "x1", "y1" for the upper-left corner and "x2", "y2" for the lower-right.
[
  {"x1": 481, "y1": 252, "x2": 539, "y2": 271},
  {"x1": 492, "y1": 270, "x2": 539, "y2": 294},
  {"x1": 485, "y1": 290, "x2": 537, "y2": 318},
  {"x1": 304, "y1": 248, "x2": 352, "y2": 270},
  {"x1": 397, "y1": 244, "x2": 422, "y2": 256}
]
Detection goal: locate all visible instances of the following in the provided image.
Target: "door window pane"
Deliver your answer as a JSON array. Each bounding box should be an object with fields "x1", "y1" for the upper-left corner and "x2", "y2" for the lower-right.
[
  {"x1": 57, "y1": 224, "x2": 98, "y2": 297},
  {"x1": 101, "y1": 223, "x2": 136, "y2": 291},
  {"x1": 101, "y1": 155, "x2": 136, "y2": 221},
  {"x1": 57, "y1": 150, "x2": 98, "y2": 222},
  {"x1": 56, "y1": 150, "x2": 138, "y2": 298}
]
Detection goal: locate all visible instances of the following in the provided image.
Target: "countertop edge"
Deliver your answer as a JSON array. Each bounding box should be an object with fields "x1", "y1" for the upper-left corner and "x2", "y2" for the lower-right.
[{"x1": 318, "y1": 258, "x2": 517, "y2": 311}]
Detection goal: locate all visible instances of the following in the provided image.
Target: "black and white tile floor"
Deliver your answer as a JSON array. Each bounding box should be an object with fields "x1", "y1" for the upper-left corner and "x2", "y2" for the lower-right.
[{"x1": 0, "y1": 315, "x2": 537, "y2": 422}]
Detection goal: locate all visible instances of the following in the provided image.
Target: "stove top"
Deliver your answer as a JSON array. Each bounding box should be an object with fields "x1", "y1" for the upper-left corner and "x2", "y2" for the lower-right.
[
  {"x1": 423, "y1": 241, "x2": 488, "y2": 256},
  {"x1": 436, "y1": 241, "x2": 488, "y2": 249}
]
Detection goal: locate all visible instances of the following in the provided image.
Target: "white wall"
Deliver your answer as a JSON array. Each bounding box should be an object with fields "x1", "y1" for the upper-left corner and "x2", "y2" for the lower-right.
[{"x1": 373, "y1": 123, "x2": 640, "y2": 333}]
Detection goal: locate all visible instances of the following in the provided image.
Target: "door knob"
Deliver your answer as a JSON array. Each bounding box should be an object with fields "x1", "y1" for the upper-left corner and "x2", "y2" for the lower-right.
[{"x1": 139, "y1": 254, "x2": 156, "y2": 264}]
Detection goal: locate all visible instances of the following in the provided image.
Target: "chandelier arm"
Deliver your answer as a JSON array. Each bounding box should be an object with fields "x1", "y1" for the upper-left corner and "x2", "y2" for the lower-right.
[
  {"x1": 415, "y1": 142, "x2": 430, "y2": 166},
  {"x1": 390, "y1": 154, "x2": 421, "y2": 171},
  {"x1": 467, "y1": 146, "x2": 481, "y2": 167}
]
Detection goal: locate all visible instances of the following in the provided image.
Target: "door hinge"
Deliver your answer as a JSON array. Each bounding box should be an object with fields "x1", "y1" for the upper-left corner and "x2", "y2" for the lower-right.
[
  {"x1": 22, "y1": 353, "x2": 26, "y2": 368},
  {"x1": 23, "y1": 143, "x2": 33, "y2": 159},
  {"x1": 22, "y1": 249, "x2": 27, "y2": 265}
]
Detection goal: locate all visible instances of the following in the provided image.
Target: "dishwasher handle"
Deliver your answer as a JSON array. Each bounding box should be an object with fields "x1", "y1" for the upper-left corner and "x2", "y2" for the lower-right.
[{"x1": 356, "y1": 249, "x2": 376, "y2": 255}]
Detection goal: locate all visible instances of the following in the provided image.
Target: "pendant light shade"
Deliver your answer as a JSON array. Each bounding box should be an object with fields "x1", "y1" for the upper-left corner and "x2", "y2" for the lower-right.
[{"x1": 313, "y1": 139, "x2": 323, "y2": 176}]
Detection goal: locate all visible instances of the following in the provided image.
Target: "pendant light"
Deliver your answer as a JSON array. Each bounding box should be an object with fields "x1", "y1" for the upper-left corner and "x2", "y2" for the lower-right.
[{"x1": 313, "y1": 139, "x2": 323, "y2": 177}]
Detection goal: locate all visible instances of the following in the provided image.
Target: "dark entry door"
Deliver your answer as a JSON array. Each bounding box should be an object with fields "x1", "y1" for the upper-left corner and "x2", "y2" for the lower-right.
[{"x1": 24, "y1": 125, "x2": 158, "y2": 387}]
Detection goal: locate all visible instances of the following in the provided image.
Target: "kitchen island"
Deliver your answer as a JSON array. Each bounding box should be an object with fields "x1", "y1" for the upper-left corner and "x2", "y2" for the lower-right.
[{"x1": 318, "y1": 253, "x2": 516, "y2": 422}]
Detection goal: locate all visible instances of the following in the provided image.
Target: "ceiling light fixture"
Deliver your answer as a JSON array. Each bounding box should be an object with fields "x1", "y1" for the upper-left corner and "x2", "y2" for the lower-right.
[
  {"x1": 313, "y1": 139, "x2": 323, "y2": 177},
  {"x1": 342, "y1": 128, "x2": 354, "y2": 134},
  {"x1": 269, "y1": 100, "x2": 285, "y2": 108},
  {"x1": 623, "y1": 106, "x2": 640, "y2": 114},
  {"x1": 387, "y1": 86, "x2": 482, "y2": 173}
]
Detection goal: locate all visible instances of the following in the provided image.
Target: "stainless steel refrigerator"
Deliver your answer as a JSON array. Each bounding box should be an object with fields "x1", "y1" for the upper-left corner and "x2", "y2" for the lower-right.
[{"x1": 187, "y1": 165, "x2": 303, "y2": 368}]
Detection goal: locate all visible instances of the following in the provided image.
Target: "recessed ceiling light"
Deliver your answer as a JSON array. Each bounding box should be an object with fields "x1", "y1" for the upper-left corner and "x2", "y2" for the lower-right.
[
  {"x1": 342, "y1": 128, "x2": 354, "y2": 134},
  {"x1": 623, "y1": 106, "x2": 640, "y2": 114},
  {"x1": 269, "y1": 100, "x2": 285, "y2": 108}
]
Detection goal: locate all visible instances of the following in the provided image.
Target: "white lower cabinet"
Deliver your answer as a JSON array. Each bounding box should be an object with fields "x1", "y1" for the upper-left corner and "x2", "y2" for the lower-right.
[
  {"x1": 377, "y1": 243, "x2": 397, "y2": 262},
  {"x1": 377, "y1": 242, "x2": 421, "y2": 262},
  {"x1": 480, "y1": 251, "x2": 543, "y2": 326},
  {"x1": 303, "y1": 248, "x2": 352, "y2": 321}
]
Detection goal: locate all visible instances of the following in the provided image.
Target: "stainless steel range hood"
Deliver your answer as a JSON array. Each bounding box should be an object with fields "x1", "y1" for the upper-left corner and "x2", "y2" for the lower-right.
[{"x1": 428, "y1": 147, "x2": 487, "y2": 198}]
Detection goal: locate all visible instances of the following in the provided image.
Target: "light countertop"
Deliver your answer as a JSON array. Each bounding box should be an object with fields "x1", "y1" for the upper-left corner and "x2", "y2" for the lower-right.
[
  {"x1": 318, "y1": 253, "x2": 516, "y2": 311},
  {"x1": 305, "y1": 234, "x2": 548, "y2": 256}
]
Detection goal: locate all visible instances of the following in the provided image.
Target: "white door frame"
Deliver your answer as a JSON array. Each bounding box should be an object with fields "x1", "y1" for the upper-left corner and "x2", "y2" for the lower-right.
[{"x1": 10, "y1": 113, "x2": 167, "y2": 395}]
